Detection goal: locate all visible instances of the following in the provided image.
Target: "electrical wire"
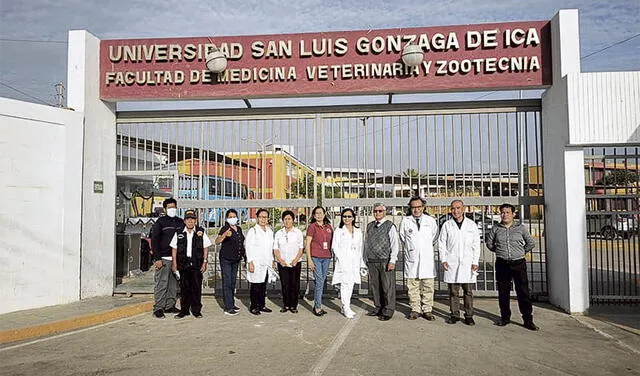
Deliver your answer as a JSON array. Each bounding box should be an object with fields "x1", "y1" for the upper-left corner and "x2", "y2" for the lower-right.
[
  {"x1": 0, "y1": 38, "x2": 66, "y2": 43},
  {"x1": 0, "y1": 81, "x2": 51, "y2": 105}
]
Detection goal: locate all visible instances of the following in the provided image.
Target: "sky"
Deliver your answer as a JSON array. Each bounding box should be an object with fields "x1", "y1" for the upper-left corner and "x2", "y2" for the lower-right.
[{"x1": 0, "y1": 0, "x2": 639, "y2": 108}]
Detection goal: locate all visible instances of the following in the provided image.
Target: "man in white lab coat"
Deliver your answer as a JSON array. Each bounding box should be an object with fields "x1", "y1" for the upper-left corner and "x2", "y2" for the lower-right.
[
  {"x1": 399, "y1": 196, "x2": 438, "y2": 321},
  {"x1": 438, "y1": 200, "x2": 481, "y2": 326}
]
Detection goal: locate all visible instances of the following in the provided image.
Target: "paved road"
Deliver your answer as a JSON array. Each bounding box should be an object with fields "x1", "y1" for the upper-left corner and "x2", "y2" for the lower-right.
[{"x1": 1, "y1": 298, "x2": 637, "y2": 376}]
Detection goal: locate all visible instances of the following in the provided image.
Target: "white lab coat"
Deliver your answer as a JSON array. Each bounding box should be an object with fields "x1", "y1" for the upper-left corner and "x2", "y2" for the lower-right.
[
  {"x1": 331, "y1": 226, "x2": 365, "y2": 285},
  {"x1": 438, "y1": 218, "x2": 481, "y2": 283},
  {"x1": 244, "y1": 224, "x2": 274, "y2": 283},
  {"x1": 399, "y1": 214, "x2": 438, "y2": 279}
]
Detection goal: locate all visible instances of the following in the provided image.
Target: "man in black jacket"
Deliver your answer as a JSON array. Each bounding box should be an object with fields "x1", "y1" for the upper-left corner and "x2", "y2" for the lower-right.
[
  {"x1": 150, "y1": 198, "x2": 183, "y2": 318},
  {"x1": 171, "y1": 209, "x2": 212, "y2": 318}
]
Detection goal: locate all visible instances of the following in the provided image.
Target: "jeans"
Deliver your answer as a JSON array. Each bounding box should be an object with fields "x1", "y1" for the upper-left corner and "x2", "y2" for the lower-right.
[
  {"x1": 312, "y1": 257, "x2": 331, "y2": 309},
  {"x1": 220, "y1": 258, "x2": 239, "y2": 311}
]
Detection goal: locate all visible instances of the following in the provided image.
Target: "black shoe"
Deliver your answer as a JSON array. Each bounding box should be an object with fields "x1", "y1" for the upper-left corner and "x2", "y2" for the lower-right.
[
  {"x1": 496, "y1": 318, "x2": 511, "y2": 326},
  {"x1": 446, "y1": 316, "x2": 460, "y2": 324},
  {"x1": 312, "y1": 308, "x2": 324, "y2": 317},
  {"x1": 233, "y1": 306, "x2": 241, "y2": 311},
  {"x1": 423, "y1": 312, "x2": 436, "y2": 321},
  {"x1": 378, "y1": 315, "x2": 392, "y2": 321},
  {"x1": 153, "y1": 310, "x2": 165, "y2": 319},
  {"x1": 174, "y1": 312, "x2": 189, "y2": 319},
  {"x1": 164, "y1": 306, "x2": 180, "y2": 314},
  {"x1": 464, "y1": 317, "x2": 476, "y2": 326},
  {"x1": 250, "y1": 308, "x2": 261, "y2": 315},
  {"x1": 280, "y1": 307, "x2": 289, "y2": 313},
  {"x1": 193, "y1": 313, "x2": 203, "y2": 318},
  {"x1": 290, "y1": 308, "x2": 298, "y2": 313},
  {"x1": 523, "y1": 321, "x2": 539, "y2": 331},
  {"x1": 408, "y1": 311, "x2": 420, "y2": 320},
  {"x1": 224, "y1": 309, "x2": 239, "y2": 316},
  {"x1": 366, "y1": 310, "x2": 382, "y2": 317},
  {"x1": 260, "y1": 307, "x2": 272, "y2": 313}
]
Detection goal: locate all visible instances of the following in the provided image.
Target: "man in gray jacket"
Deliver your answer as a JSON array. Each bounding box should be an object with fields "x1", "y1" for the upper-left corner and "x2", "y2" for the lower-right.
[{"x1": 485, "y1": 203, "x2": 539, "y2": 331}]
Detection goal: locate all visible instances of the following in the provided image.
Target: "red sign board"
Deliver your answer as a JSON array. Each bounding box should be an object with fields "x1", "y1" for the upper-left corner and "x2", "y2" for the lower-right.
[{"x1": 100, "y1": 21, "x2": 552, "y2": 101}]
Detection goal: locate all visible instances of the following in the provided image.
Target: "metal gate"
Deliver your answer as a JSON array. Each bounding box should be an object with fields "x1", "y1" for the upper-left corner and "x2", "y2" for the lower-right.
[
  {"x1": 114, "y1": 99, "x2": 546, "y2": 299},
  {"x1": 585, "y1": 147, "x2": 640, "y2": 304}
]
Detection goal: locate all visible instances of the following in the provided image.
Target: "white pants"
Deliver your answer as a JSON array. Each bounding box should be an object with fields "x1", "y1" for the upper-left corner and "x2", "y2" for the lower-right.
[{"x1": 340, "y1": 282, "x2": 354, "y2": 309}]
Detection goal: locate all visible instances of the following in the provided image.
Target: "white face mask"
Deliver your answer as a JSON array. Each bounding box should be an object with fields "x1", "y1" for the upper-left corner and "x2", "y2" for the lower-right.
[
  {"x1": 166, "y1": 208, "x2": 177, "y2": 218},
  {"x1": 226, "y1": 217, "x2": 238, "y2": 226}
]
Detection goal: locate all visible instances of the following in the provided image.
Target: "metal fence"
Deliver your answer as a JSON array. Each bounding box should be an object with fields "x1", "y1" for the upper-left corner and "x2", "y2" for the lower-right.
[
  {"x1": 585, "y1": 147, "x2": 640, "y2": 304},
  {"x1": 114, "y1": 100, "x2": 546, "y2": 299}
]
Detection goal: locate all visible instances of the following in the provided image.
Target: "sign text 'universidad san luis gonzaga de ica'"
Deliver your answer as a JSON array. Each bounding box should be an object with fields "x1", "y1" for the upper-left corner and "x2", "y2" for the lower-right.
[{"x1": 99, "y1": 20, "x2": 552, "y2": 101}]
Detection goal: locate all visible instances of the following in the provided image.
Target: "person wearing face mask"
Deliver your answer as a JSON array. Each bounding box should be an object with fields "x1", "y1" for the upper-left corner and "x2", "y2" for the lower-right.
[
  {"x1": 150, "y1": 198, "x2": 184, "y2": 318},
  {"x1": 215, "y1": 209, "x2": 246, "y2": 316}
]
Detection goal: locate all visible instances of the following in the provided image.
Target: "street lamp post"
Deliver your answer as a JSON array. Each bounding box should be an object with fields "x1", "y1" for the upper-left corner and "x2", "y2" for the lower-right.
[{"x1": 242, "y1": 137, "x2": 272, "y2": 200}]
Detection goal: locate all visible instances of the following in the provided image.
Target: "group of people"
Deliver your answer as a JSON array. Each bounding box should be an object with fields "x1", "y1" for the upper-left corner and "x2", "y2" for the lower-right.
[{"x1": 150, "y1": 197, "x2": 539, "y2": 331}]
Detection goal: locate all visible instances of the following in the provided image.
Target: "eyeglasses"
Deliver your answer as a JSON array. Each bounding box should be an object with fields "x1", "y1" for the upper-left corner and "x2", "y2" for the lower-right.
[
  {"x1": 257, "y1": 216, "x2": 269, "y2": 219},
  {"x1": 373, "y1": 209, "x2": 385, "y2": 213},
  {"x1": 410, "y1": 206, "x2": 423, "y2": 209},
  {"x1": 342, "y1": 215, "x2": 353, "y2": 219}
]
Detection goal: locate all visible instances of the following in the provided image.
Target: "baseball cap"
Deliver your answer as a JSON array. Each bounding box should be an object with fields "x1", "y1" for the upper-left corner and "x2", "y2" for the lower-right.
[{"x1": 184, "y1": 209, "x2": 197, "y2": 219}]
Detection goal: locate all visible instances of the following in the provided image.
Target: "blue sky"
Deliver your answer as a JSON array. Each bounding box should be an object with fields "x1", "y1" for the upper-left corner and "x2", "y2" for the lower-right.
[{"x1": 0, "y1": 0, "x2": 638, "y2": 107}]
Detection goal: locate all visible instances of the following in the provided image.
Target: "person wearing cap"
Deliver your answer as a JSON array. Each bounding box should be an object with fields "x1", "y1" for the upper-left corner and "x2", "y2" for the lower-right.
[
  {"x1": 399, "y1": 196, "x2": 438, "y2": 321},
  {"x1": 438, "y1": 199, "x2": 481, "y2": 326},
  {"x1": 170, "y1": 209, "x2": 212, "y2": 319},
  {"x1": 363, "y1": 203, "x2": 399, "y2": 321},
  {"x1": 150, "y1": 197, "x2": 183, "y2": 318}
]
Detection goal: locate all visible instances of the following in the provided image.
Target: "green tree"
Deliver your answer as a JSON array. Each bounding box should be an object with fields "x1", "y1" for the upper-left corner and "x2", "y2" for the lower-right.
[
  {"x1": 289, "y1": 173, "x2": 343, "y2": 206},
  {"x1": 598, "y1": 170, "x2": 638, "y2": 186}
]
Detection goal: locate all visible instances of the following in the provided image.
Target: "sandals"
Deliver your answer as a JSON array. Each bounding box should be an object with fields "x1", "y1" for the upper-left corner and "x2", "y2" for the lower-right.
[{"x1": 313, "y1": 308, "x2": 327, "y2": 316}]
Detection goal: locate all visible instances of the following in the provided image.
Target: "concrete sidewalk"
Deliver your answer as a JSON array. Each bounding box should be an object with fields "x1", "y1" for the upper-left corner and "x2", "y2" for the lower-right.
[{"x1": 0, "y1": 295, "x2": 638, "y2": 375}]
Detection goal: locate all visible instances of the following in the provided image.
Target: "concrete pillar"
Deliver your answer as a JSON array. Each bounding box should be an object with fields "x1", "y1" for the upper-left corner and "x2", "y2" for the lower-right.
[
  {"x1": 67, "y1": 30, "x2": 117, "y2": 298},
  {"x1": 542, "y1": 10, "x2": 589, "y2": 313}
]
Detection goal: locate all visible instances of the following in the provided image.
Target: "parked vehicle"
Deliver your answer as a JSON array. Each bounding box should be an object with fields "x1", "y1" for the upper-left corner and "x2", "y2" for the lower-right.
[
  {"x1": 586, "y1": 212, "x2": 637, "y2": 239},
  {"x1": 437, "y1": 212, "x2": 499, "y2": 240}
]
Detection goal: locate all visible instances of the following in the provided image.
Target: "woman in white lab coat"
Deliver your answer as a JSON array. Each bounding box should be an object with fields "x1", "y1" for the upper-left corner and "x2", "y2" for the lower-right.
[
  {"x1": 331, "y1": 208, "x2": 364, "y2": 319},
  {"x1": 245, "y1": 208, "x2": 275, "y2": 315}
]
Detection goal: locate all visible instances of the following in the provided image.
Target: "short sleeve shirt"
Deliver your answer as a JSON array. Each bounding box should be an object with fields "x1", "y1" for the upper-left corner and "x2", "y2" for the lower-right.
[
  {"x1": 306, "y1": 222, "x2": 333, "y2": 258},
  {"x1": 274, "y1": 227, "x2": 304, "y2": 264}
]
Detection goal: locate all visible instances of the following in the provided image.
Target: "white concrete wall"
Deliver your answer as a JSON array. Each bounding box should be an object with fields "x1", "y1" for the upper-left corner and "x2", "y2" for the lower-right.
[
  {"x1": 568, "y1": 72, "x2": 640, "y2": 144},
  {"x1": 542, "y1": 9, "x2": 589, "y2": 314},
  {"x1": 0, "y1": 97, "x2": 84, "y2": 314},
  {"x1": 67, "y1": 30, "x2": 117, "y2": 298}
]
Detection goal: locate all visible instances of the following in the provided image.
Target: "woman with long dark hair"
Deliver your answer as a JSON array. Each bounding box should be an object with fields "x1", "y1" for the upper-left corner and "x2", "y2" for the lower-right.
[
  {"x1": 305, "y1": 206, "x2": 334, "y2": 316},
  {"x1": 245, "y1": 208, "x2": 274, "y2": 315},
  {"x1": 331, "y1": 208, "x2": 364, "y2": 319},
  {"x1": 215, "y1": 209, "x2": 245, "y2": 316},
  {"x1": 274, "y1": 210, "x2": 304, "y2": 313}
]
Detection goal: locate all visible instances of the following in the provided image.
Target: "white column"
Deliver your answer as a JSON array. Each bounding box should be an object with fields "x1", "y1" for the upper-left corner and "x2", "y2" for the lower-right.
[
  {"x1": 67, "y1": 30, "x2": 117, "y2": 298},
  {"x1": 542, "y1": 10, "x2": 588, "y2": 313}
]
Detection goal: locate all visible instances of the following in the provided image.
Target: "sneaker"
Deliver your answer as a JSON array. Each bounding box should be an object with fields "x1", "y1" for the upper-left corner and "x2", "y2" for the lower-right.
[
  {"x1": 153, "y1": 310, "x2": 165, "y2": 319},
  {"x1": 523, "y1": 321, "x2": 539, "y2": 331},
  {"x1": 250, "y1": 308, "x2": 261, "y2": 315},
  {"x1": 408, "y1": 311, "x2": 420, "y2": 320},
  {"x1": 174, "y1": 312, "x2": 189, "y2": 319},
  {"x1": 224, "y1": 309, "x2": 239, "y2": 316},
  {"x1": 343, "y1": 308, "x2": 356, "y2": 319},
  {"x1": 164, "y1": 306, "x2": 180, "y2": 314},
  {"x1": 193, "y1": 313, "x2": 203, "y2": 318},
  {"x1": 233, "y1": 306, "x2": 241, "y2": 311},
  {"x1": 260, "y1": 307, "x2": 272, "y2": 313},
  {"x1": 423, "y1": 312, "x2": 436, "y2": 321},
  {"x1": 464, "y1": 317, "x2": 476, "y2": 326}
]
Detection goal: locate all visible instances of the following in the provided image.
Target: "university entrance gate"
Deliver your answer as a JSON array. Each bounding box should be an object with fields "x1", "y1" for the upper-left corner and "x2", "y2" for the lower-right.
[{"x1": 114, "y1": 99, "x2": 547, "y2": 299}]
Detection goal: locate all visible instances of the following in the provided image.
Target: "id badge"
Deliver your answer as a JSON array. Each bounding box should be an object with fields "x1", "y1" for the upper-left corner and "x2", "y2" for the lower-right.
[{"x1": 323, "y1": 241, "x2": 328, "y2": 250}]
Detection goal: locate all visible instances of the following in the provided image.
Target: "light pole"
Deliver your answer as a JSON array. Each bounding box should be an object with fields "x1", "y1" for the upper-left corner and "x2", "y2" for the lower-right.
[{"x1": 242, "y1": 137, "x2": 272, "y2": 200}]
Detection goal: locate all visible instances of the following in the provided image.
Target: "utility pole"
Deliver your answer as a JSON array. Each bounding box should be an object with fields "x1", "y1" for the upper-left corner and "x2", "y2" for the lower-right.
[{"x1": 54, "y1": 82, "x2": 65, "y2": 108}]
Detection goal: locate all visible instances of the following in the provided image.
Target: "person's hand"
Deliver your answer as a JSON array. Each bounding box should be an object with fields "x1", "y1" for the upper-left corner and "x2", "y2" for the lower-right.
[
  {"x1": 387, "y1": 263, "x2": 395, "y2": 271},
  {"x1": 471, "y1": 264, "x2": 479, "y2": 271},
  {"x1": 201, "y1": 261, "x2": 207, "y2": 273},
  {"x1": 225, "y1": 229, "x2": 232, "y2": 238},
  {"x1": 248, "y1": 262, "x2": 255, "y2": 273},
  {"x1": 171, "y1": 263, "x2": 177, "y2": 273},
  {"x1": 442, "y1": 261, "x2": 450, "y2": 271},
  {"x1": 154, "y1": 260, "x2": 163, "y2": 270},
  {"x1": 308, "y1": 260, "x2": 315, "y2": 271}
]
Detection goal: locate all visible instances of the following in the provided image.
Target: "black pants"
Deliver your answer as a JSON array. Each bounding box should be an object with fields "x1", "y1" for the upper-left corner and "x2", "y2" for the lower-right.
[
  {"x1": 220, "y1": 259, "x2": 239, "y2": 311},
  {"x1": 278, "y1": 263, "x2": 302, "y2": 309},
  {"x1": 250, "y1": 273, "x2": 268, "y2": 311},
  {"x1": 496, "y1": 258, "x2": 533, "y2": 322},
  {"x1": 367, "y1": 262, "x2": 396, "y2": 317},
  {"x1": 179, "y1": 265, "x2": 203, "y2": 315}
]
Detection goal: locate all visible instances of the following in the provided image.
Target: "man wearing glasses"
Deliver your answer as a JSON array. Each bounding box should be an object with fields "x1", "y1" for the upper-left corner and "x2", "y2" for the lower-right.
[
  {"x1": 363, "y1": 203, "x2": 400, "y2": 321},
  {"x1": 399, "y1": 196, "x2": 438, "y2": 321}
]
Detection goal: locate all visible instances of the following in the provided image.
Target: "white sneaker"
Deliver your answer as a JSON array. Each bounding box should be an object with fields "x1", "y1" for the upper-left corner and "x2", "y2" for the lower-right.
[{"x1": 343, "y1": 307, "x2": 356, "y2": 319}]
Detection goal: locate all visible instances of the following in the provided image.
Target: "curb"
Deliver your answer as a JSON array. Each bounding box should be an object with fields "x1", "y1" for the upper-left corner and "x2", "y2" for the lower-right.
[{"x1": 0, "y1": 301, "x2": 153, "y2": 345}]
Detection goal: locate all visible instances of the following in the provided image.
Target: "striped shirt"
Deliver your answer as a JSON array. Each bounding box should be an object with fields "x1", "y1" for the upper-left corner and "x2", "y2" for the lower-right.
[{"x1": 485, "y1": 222, "x2": 535, "y2": 261}]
